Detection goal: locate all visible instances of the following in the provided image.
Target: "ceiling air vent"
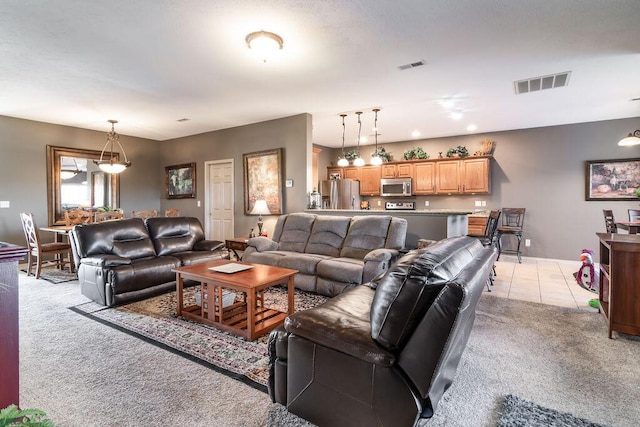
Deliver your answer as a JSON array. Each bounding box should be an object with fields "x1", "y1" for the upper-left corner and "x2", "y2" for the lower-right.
[
  {"x1": 514, "y1": 71, "x2": 571, "y2": 95},
  {"x1": 398, "y1": 60, "x2": 425, "y2": 70}
]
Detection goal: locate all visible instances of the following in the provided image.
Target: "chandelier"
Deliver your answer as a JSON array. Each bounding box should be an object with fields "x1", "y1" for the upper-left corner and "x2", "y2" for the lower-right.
[
  {"x1": 618, "y1": 130, "x2": 640, "y2": 146},
  {"x1": 94, "y1": 120, "x2": 131, "y2": 174}
]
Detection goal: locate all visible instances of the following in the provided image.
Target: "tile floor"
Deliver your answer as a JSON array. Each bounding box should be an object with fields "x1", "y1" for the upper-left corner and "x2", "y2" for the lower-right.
[{"x1": 489, "y1": 254, "x2": 600, "y2": 311}]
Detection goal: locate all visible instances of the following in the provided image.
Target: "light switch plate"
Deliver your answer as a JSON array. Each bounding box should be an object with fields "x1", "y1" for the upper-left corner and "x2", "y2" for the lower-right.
[
  {"x1": 285, "y1": 179, "x2": 293, "y2": 188},
  {"x1": 474, "y1": 201, "x2": 481, "y2": 207},
  {"x1": 424, "y1": 200, "x2": 429, "y2": 207},
  {"x1": 0, "y1": 201, "x2": 9, "y2": 208}
]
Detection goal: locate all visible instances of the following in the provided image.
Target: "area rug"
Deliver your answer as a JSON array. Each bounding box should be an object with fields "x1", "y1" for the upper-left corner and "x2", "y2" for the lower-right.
[
  {"x1": 21, "y1": 268, "x2": 77, "y2": 284},
  {"x1": 497, "y1": 394, "x2": 608, "y2": 427},
  {"x1": 70, "y1": 286, "x2": 327, "y2": 392}
]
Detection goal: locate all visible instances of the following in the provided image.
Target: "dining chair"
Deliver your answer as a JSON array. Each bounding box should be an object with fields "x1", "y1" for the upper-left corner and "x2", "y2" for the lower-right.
[
  {"x1": 603, "y1": 209, "x2": 617, "y2": 233},
  {"x1": 64, "y1": 209, "x2": 93, "y2": 226},
  {"x1": 131, "y1": 209, "x2": 158, "y2": 220},
  {"x1": 468, "y1": 209, "x2": 501, "y2": 290},
  {"x1": 164, "y1": 208, "x2": 180, "y2": 217},
  {"x1": 628, "y1": 209, "x2": 640, "y2": 222},
  {"x1": 497, "y1": 207, "x2": 526, "y2": 263},
  {"x1": 94, "y1": 211, "x2": 124, "y2": 222},
  {"x1": 20, "y1": 212, "x2": 74, "y2": 279}
]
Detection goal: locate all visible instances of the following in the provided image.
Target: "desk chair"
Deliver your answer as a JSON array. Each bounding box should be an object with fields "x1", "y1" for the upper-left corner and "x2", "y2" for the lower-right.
[
  {"x1": 94, "y1": 211, "x2": 124, "y2": 222},
  {"x1": 468, "y1": 209, "x2": 501, "y2": 290},
  {"x1": 603, "y1": 209, "x2": 617, "y2": 233},
  {"x1": 629, "y1": 209, "x2": 640, "y2": 222},
  {"x1": 497, "y1": 207, "x2": 526, "y2": 263},
  {"x1": 64, "y1": 209, "x2": 93, "y2": 226},
  {"x1": 164, "y1": 208, "x2": 180, "y2": 217},
  {"x1": 20, "y1": 213, "x2": 73, "y2": 279},
  {"x1": 131, "y1": 209, "x2": 158, "y2": 220}
]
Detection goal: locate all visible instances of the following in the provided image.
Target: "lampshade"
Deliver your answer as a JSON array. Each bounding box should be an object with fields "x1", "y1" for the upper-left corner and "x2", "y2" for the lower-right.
[
  {"x1": 618, "y1": 130, "x2": 640, "y2": 146},
  {"x1": 246, "y1": 31, "x2": 283, "y2": 62},
  {"x1": 94, "y1": 120, "x2": 131, "y2": 174},
  {"x1": 250, "y1": 199, "x2": 271, "y2": 217}
]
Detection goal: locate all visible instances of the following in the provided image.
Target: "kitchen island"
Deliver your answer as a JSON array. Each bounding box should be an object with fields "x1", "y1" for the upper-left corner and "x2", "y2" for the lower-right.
[{"x1": 305, "y1": 209, "x2": 476, "y2": 249}]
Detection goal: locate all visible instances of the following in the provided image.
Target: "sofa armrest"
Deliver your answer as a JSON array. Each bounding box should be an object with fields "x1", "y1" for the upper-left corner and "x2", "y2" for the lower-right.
[
  {"x1": 80, "y1": 255, "x2": 132, "y2": 267},
  {"x1": 247, "y1": 236, "x2": 278, "y2": 252},
  {"x1": 364, "y1": 248, "x2": 398, "y2": 263},
  {"x1": 193, "y1": 239, "x2": 225, "y2": 251},
  {"x1": 363, "y1": 249, "x2": 400, "y2": 283},
  {"x1": 268, "y1": 326, "x2": 290, "y2": 404}
]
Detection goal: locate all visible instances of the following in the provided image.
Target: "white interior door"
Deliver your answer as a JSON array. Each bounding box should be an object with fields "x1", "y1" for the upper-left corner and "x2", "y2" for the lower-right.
[{"x1": 204, "y1": 160, "x2": 234, "y2": 241}]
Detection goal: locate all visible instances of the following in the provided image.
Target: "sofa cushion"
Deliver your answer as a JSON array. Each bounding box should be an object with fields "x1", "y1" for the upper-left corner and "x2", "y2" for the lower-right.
[
  {"x1": 304, "y1": 216, "x2": 351, "y2": 257},
  {"x1": 170, "y1": 250, "x2": 225, "y2": 266},
  {"x1": 277, "y1": 253, "x2": 330, "y2": 275},
  {"x1": 242, "y1": 250, "x2": 293, "y2": 266},
  {"x1": 340, "y1": 216, "x2": 392, "y2": 259},
  {"x1": 369, "y1": 236, "x2": 484, "y2": 351},
  {"x1": 146, "y1": 217, "x2": 204, "y2": 256},
  {"x1": 277, "y1": 213, "x2": 317, "y2": 252},
  {"x1": 108, "y1": 256, "x2": 180, "y2": 294},
  {"x1": 316, "y1": 257, "x2": 365, "y2": 285},
  {"x1": 73, "y1": 218, "x2": 156, "y2": 260}
]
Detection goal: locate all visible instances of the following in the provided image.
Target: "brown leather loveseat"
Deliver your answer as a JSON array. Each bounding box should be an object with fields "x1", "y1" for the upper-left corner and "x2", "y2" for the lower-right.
[
  {"x1": 268, "y1": 235, "x2": 498, "y2": 426},
  {"x1": 69, "y1": 217, "x2": 227, "y2": 307}
]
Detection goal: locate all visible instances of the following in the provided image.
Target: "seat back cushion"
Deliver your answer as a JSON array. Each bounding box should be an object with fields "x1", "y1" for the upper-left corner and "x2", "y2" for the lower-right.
[
  {"x1": 146, "y1": 217, "x2": 205, "y2": 256},
  {"x1": 72, "y1": 218, "x2": 156, "y2": 259},
  {"x1": 385, "y1": 217, "x2": 408, "y2": 249},
  {"x1": 340, "y1": 215, "x2": 392, "y2": 259},
  {"x1": 276, "y1": 213, "x2": 316, "y2": 252},
  {"x1": 305, "y1": 216, "x2": 351, "y2": 256},
  {"x1": 369, "y1": 236, "x2": 484, "y2": 351}
]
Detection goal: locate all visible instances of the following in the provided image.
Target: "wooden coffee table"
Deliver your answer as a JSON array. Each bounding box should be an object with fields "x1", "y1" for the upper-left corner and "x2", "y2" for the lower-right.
[{"x1": 173, "y1": 260, "x2": 298, "y2": 341}]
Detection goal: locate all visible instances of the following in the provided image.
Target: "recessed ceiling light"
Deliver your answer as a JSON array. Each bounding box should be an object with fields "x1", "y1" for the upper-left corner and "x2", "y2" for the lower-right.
[
  {"x1": 466, "y1": 124, "x2": 477, "y2": 132},
  {"x1": 439, "y1": 98, "x2": 455, "y2": 109},
  {"x1": 450, "y1": 111, "x2": 463, "y2": 120},
  {"x1": 411, "y1": 130, "x2": 421, "y2": 138}
]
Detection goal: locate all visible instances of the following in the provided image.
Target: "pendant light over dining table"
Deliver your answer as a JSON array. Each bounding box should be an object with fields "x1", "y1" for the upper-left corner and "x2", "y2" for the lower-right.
[
  {"x1": 94, "y1": 120, "x2": 131, "y2": 174},
  {"x1": 370, "y1": 108, "x2": 383, "y2": 166},
  {"x1": 352, "y1": 111, "x2": 365, "y2": 167}
]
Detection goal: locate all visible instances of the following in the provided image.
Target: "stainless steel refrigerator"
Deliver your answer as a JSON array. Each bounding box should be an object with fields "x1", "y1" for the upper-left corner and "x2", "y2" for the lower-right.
[{"x1": 320, "y1": 179, "x2": 362, "y2": 210}]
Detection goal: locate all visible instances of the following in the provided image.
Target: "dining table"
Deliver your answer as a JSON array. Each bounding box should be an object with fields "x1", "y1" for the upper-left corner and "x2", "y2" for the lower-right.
[
  {"x1": 615, "y1": 221, "x2": 640, "y2": 234},
  {"x1": 39, "y1": 225, "x2": 74, "y2": 242}
]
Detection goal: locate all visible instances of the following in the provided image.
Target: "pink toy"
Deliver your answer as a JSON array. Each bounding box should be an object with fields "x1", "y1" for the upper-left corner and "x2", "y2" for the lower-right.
[{"x1": 574, "y1": 249, "x2": 599, "y2": 293}]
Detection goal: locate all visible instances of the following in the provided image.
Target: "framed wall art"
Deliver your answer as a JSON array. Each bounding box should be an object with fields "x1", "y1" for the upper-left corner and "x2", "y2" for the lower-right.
[
  {"x1": 585, "y1": 158, "x2": 640, "y2": 201},
  {"x1": 243, "y1": 148, "x2": 283, "y2": 215},
  {"x1": 165, "y1": 162, "x2": 196, "y2": 199}
]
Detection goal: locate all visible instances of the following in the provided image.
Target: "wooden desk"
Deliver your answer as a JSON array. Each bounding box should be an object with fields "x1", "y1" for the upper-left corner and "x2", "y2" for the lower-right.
[
  {"x1": 615, "y1": 221, "x2": 640, "y2": 234},
  {"x1": 40, "y1": 225, "x2": 73, "y2": 242},
  {"x1": 596, "y1": 232, "x2": 640, "y2": 338}
]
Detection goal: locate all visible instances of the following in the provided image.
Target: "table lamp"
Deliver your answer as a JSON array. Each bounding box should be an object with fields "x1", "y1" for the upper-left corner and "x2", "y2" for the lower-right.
[{"x1": 250, "y1": 199, "x2": 271, "y2": 236}]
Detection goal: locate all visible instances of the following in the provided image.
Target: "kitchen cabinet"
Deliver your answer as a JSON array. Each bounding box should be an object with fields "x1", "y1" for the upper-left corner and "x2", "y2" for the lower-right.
[
  {"x1": 435, "y1": 160, "x2": 460, "y2": 193},
  {"x1": 359, "y1": 166, "x2": 381, "y2": 196},
  {"x1": 326, "y1": 166, "x2": 361, "y2": 181},
  {"x1": 327, "y1": 167, "x2": 343, "y2": 180},
  {"x1": 461, "y1": 158, "x2": 490, "y2": 194},
  {"x1": 413, "y1": 162, "x2": 436, "y2": 195},
  {"x1": 381, "y1": 163, "x2": 413, "y2": 179}
]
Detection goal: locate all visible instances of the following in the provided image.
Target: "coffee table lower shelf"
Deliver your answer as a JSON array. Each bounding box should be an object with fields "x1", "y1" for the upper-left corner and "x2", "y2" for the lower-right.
[{"x1": 181, "y1": 302, "x2": 288, "y2": 340}]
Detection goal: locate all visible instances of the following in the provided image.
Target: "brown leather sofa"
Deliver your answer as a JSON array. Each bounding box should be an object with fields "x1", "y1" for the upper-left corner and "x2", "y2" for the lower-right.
[
  {"x1": 69, "y1": 217, "x2": 226, "y2": 307},
  {"x1": 268, "y1": 236, "x2": 498, "y2": 426}
]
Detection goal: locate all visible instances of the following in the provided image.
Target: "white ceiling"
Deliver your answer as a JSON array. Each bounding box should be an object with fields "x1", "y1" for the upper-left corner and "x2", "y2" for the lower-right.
[{"x1": 1, "y1": 1, "x2": 639, "y2": 148}]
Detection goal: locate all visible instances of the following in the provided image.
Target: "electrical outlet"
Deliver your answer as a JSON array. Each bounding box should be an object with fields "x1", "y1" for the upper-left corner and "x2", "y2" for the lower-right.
[
  {"x1": 481, "y1": 201, "x2": 486, "y2": 207},
  {"x1": 197, "y1": 200, "x2": 201, "y2": 207},
  {"x1": 525, "y1": 239, "x2": 531, "y2": 247},
  {"x1": 474, "y1": 201, "x2": 482, "y2": 207},
  {"x1": 424, "y1": 200, "x2": 429, "y2": 207},
  {"x1": 377, "y1": 200, "x2": 381, "y2": 207}
]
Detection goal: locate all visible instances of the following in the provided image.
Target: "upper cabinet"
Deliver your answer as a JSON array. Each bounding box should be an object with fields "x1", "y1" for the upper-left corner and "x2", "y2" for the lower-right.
[
  {"x1": 359, "y1": 166, "x2": 381, "y2": 196},
  {"x1": 435, "y1": 160, "x2": 461, "y2": 194},
  {"x1": 460, "y1": 158, "x2": 490, "y2": 194},
  {"x1": 413, "y1": 162, "x2": 436, "y2": 195},
  {"x1": 326, "y1": 166, "x2": 362, "y2": 181},
  {"x1": 381, "y1": 163, "x2": 413, "y2": 179}
]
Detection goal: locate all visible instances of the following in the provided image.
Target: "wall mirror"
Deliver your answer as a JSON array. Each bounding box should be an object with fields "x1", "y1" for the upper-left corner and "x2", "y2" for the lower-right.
[{"x1": 46, "y1": 145, "x2": 119, "y2": 225}]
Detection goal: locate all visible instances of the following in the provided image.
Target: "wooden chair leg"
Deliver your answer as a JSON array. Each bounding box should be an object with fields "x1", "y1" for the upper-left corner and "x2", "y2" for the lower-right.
[
  {"x1": 35, "y1": 255, "x2": 43, "y2": 279},
  {"x1": 26, "y1": 253, "x2": 34, "y2": 276}
]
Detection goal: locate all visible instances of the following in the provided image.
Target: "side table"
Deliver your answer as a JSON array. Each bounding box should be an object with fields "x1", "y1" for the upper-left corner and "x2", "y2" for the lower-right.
[{"x1": 225, "y1": 238, "x2": 249, "y2": 260}]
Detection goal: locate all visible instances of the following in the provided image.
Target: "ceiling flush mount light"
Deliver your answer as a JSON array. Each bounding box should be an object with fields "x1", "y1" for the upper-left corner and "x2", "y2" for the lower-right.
[
  {"x1": 337, "y1": 114, "x2": 349, "y2": 167},
  {"x1": 245, "y1": 30, "x2": 283, "y2": 62},
  {"x1": 353, "y1": 112, "x2": 365, "y2": 167},
  {"x1": 450, "y1": 110, "x2": 463, "y2": 121},
  {"x1": 466, "y1": 124, "x2": 478, "y2": 132},
  {"x1": 618, "y1": 130, "x2": 640, "y2": 146},
  {"x1": 370, "y1": 109, "x2": 383, "y2": 166},
  {"x1": 411, "y1": 130, "x2": 421, "y2": 138},
  {"x1": 94, "y1": 120, "x2": 131, "y2": 174}
]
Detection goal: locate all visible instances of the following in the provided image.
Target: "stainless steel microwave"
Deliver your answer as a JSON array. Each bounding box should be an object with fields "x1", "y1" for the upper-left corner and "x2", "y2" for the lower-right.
[{"x1": 380, "y1": 178, "x2": 412, "y2": 197}]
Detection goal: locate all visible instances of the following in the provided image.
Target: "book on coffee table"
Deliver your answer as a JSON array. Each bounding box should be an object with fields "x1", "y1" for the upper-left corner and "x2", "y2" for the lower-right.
[{"x1": 208, "y1": 263, "x2": 254, "y2": 274}]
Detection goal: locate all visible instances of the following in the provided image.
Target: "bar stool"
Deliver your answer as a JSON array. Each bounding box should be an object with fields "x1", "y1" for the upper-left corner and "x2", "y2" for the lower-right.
[
  {"x1": 603, "y1": 209, "x2": 617, "y2": 233},
  {"x1": 497, "y1": 208, "x2": 526, "y2": 263},
  {"x1": 629, "y1": 209, "x2": 640, "y2": 222}
]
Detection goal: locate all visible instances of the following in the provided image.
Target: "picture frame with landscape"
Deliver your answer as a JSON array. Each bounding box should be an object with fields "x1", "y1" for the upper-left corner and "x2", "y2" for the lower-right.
[
  {"x1": 165, "y1": 162, "x2": 196, "y2": 199},
  {"x1": 585, "y1": 158, "x2": 640, "y2": 201}
]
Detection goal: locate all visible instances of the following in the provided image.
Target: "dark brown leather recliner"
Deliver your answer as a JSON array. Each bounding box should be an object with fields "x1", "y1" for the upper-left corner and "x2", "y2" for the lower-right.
[
  {"x1": 268, "y1": 236, "x2": 498, "y2": 426},
  {"x1": 69, "y1": 217, "x2": 226, "y2": 307}
]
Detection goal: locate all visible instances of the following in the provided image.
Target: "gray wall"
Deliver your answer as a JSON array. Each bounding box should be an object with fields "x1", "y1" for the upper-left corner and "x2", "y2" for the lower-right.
[
  {"x1": 325, "y1": 117, "x2": 640, "y2": 260},
  {"x1": 0, "y1": 115, "x2": 161, "y2": 245},
  {"x1": 159, "y1": 114, "x2": 311, "y2": 238}
]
